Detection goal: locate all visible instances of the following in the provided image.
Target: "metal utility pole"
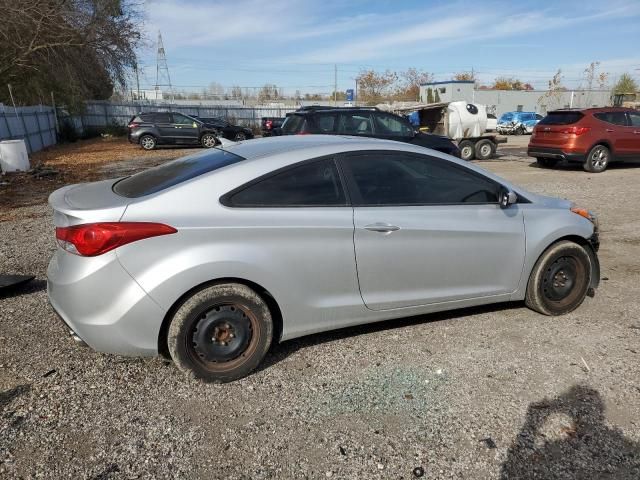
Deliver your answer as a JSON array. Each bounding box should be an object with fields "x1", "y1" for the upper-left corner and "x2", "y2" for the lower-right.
[
  {"x1": 155, "y1": 31, "x2": 174, "y2": 103},
  {"x1": 334, "y1": 64, "x2": 337, "y2": 106},
  {"x1": 134, "y1": 62, "x2": 141, "y2": 101}
]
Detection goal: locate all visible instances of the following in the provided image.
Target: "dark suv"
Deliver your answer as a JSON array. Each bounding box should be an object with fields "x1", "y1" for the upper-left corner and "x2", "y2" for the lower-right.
[
  {"x1": 280, "y1": 107, "x2": 460, "y2": 157},
  {"x1": 128, "y1": 112, "x2": 220, "y2": 150}
]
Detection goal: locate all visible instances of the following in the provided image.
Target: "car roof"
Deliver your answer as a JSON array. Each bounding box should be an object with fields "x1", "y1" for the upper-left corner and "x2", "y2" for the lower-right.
[{"x1": 551, "y1": 107, "x2": 633, "y2": 114}]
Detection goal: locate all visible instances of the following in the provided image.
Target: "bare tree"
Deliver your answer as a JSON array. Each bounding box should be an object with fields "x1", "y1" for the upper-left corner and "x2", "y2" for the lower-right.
[
  {"x1": 539, "y1": 69, "x2": 566, "y2": 111},
  {"x1": 356, "y1": 69, "x2": 398, "y2": 104},
  {"x1": 395, "y1": 68, "x2": 432, "y2": 101},
  {"x1": 0, "y1": 0, "x2": 141, "y2": 110}
]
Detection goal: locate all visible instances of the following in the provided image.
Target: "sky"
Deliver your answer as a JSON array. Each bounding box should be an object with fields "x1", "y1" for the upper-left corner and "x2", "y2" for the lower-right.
[{"x1": 137, "y1": 0, "x2": 640, "y2": 95}]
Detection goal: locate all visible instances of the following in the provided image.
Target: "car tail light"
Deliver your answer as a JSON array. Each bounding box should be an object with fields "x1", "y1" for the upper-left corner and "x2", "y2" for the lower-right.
[
  {"x1": 128, "y1": 122, "x2": 140, "y2": 129},
  {"x1": 559, "y1": 126, "x2": 590, "y2": 135},
  {"x1": 55, "y1": 222, "x2": 177, "y2": 257},
  {"x1": 265, "y1": 120, "x2": 272, "y2": 129}
]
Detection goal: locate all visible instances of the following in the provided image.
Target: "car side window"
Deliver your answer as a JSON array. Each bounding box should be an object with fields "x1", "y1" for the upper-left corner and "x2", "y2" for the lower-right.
[
  {"x1": 628, "y1": 112, "x2": 640, "y2": 127},
  {"x1": 313, "y1": 113, "x2": 339, "y2": 133},
  {"x1": 340, "y1": 113, "x2": 374, "y2": 135},
  {"x1": 594, "y1": 112, "x2": 628, "y2": 126},
  {"x1": 173, "y1": 113, "x2": 196, "y2": 125},
  {"x1": 341, "y1": 152, "x2": 499, "y2": 206},
  {"x1": 374, "y1": 113, "x2": 414, "y2": 137},
  {"x1": 225, "y1": 158, "x2": 347, "y2": 207},
  {"x1": 153, "y1": 113, "x2": 171, "y2": 123}
]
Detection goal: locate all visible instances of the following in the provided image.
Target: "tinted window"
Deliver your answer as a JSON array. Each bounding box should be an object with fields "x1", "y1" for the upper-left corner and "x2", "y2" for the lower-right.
[
  {"x1": 114, "y1": 149, "x2": 244, "y2": 198},
  {"x1": 500, "y1": 113, "x2": 513, "y2": 122},
  {"x1": 536, "y1": 114, "x2": 543, "y2": 120},
  {"x1": 538, "y1": 112, "x2": 583, "y2": 125},
  {"x1": 340, "y1": 113, "x2": 374, "y2": 135},
  {"x1": 594, "y1": 112, "x2": 628, "y2": 126},
  {"x1": 281, "y1": 114, "x2": 306, "y2": 134},
  {"x1": 374, "y1": 113, "x2": 414, "y2": 137},
  {"x1": 173, "y1": 113, "x2": 196, "y2": 125},
  {"x1": 629, "y1": 112, "x2": 640, "y2": 127},
  {"x1": 342, "y1": 152, "x2": 499, "y2": 206},
  {"x1": 228, "y1": 159, "x2": 346, "y2": 207},
  {"x1": 313, "y1": 113, "x2": 338, "y2": 133},
  {"x1": 153, "y1": 113, "x2": 171, "y2": 123}
]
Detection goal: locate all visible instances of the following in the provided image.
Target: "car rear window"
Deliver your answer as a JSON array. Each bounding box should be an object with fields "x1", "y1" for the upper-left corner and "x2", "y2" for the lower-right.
[
  {"x1": 113, "y1": 149, "x2": 245, "y2": 198},
  {"x1": 282, "y1": 114, "x2": 306, "y2": 134},
  {"x1": 538, "y1": 112, "x2": 584, "y2": 125}
]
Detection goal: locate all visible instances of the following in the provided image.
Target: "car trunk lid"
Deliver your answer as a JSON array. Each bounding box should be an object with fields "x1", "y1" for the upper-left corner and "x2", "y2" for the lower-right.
[{"x1": 533, "y1": 111, "x2": 585, "y2": 146}]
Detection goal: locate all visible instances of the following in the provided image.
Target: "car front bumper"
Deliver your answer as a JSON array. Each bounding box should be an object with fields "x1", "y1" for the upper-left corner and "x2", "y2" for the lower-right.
[{"x1": 47, "y1": 249, "x2": 166, "y2": 356}]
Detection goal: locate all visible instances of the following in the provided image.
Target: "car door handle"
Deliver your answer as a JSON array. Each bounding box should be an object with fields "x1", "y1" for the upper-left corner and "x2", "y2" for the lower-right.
[
  {"x1": 606, "y1": 129, "x2": 614, "y2": 132},
  {"x1": 364, "y1": 223, "x2": 400, "y2": 233},
  {"x1": 634, "y1": 131, "x2": 640, "y2": 134}
]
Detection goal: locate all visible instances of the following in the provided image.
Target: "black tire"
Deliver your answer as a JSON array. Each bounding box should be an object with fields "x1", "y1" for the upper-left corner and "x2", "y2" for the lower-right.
[
  {"x1": 201, "y1": 133, "x2": 217, "y2": 148},
  {"x1": 514, "y1": 126, "x2": 524, "y2": 136},
  {"x1": 525, "y1": 241, "x2": 591, "y2": 316},
  {"x1": 475, "y1": 139, "x2": 495, "y2": 160},
  {"x1": 234, "y1": 132, "x2": 246, "y2": 141},
  {"x1": 458, "y1": 140, "x2": 475, "y2": 161},
  {"x1": 168, "y1": 283, "x2": 273, "y2": 383},
  {"x1": 536, "y1": 157, "x2": 558, "y2": 168},
  {"x1": 140, "y1": 134, "x2": 156, "y2": 151},
  {"x1": 583, "y1": 144, "x2": 610, "y2": 173}
]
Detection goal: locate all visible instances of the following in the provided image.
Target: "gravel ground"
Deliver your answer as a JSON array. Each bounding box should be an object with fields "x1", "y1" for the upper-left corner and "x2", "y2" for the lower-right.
[{"x1": 1, "y1": 136, "x2": 640, "y2": 479}]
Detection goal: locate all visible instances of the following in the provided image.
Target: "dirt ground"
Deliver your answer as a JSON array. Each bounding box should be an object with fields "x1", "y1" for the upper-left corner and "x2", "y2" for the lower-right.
[{"x1": 1, "y1": 135, "x2": 639, "y2": 479}]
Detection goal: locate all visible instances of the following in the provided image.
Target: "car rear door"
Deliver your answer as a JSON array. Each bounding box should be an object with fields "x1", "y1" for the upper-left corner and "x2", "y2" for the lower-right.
[
  {"x1": 339, "y1": 150, "x2": 526, "y2": 311},
  {"x1": 154, "y1": 112, "x2": 175, "y2": 139},
  {"x1": 338, "y1": 112, "x2": 375, "y2": 138}
]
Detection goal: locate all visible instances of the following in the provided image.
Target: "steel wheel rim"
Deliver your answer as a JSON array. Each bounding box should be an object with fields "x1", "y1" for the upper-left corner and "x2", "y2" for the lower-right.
[
  {"x1": 141, "y1": 137, "x2": 154, "y2": 149},
  {"x1": 541, "y1": 255, "x2": 586, "y2": 308},
  {"x1": 480, "y1": 144, "x2": 491, "y2": 157},
  {"x1": 235, "y1": 132, "x2": 246, "y2": 141},
  {"x1": 202, "y1": 135, "x2": 216, "y2": 147},
  {"x1": 591, "y1": 147, "x2": 608, "y2": 169},
  {"x1": 187, "y1": 302, "x2": 260, "y2": 373},
  {"x1": 461, "y1": 146, "x2": 472, "y2": 159}
]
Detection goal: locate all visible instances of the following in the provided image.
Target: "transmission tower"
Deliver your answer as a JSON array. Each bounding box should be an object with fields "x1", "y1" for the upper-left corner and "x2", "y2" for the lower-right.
[{"x1": 155, "y1": 31, "x2": 173, "y2": 102}]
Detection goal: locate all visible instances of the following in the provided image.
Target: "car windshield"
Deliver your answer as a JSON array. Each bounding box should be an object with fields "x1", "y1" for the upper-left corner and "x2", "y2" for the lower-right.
[
  {"x1": 113, "y1": 149, "x2": 245, "y2": 198},
  {"x1": 282, "y1": 115, "x2": 306, "y2": 134}
]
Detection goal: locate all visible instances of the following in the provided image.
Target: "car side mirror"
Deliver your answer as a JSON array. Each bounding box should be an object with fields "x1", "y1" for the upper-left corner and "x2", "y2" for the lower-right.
[
  {"x1": 499, "y1": 187, "x2": 517, "y2": 209},
  {"x1": 192, "y1": 122, "x2": 197, "y2": 128}
]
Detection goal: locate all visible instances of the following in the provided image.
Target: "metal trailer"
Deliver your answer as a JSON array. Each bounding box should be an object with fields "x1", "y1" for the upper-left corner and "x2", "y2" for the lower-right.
[{"x1": 389, "y1": 102, "x2": 508, "y2": 161}]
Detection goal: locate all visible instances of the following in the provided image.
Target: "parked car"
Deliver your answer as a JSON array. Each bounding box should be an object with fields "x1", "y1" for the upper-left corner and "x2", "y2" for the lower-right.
[
  {"x1": 195, "y1": 117, "x2": 254, "y2": 141},
  {"x1": 48, "y1": 135, "x2": 600, "y2": 383},
  {"x1": 497, "y1": 112, "x2": 543, "y2": 135},
  {"x1": 128, "y1": 112, "x2": 219, "y2": 150},
  {"x1": 280, "y1": 107, "x2": 461, "y2": 157},
  {"x1": 260, "y1": 117, "x2": 285, "y2": 137},
  {"x1": 528, "y1": 107, "x2": 640, "y2": 172},
  {"x1": 486, "y1": 113, "x2": 497, "y2": 132}
]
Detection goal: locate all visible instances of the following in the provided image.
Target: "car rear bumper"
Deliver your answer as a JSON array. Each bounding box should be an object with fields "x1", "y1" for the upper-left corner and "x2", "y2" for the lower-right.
[
  {"x1": 527, "y1": 146, "x2": 585, "y2": 163},
  {"x1": 47, "y1": 249, "x2": 166, "y2": 356}
]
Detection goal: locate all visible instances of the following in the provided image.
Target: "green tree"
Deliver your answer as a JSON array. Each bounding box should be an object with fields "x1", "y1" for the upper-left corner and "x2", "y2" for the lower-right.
[{"x1": 612, "y1": 73, "x2": 639, "y2": 94}]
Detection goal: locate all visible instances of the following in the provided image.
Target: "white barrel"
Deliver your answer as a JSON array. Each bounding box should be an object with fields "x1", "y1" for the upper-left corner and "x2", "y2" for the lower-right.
[{"x1": 0, "y1": 139, "x2": 30, "y2": 172}]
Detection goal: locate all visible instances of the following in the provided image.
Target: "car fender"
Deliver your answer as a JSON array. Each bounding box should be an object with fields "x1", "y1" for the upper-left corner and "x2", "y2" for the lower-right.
[{"x1": 511, "y1": 209, "x2": 596, "y2": 300}]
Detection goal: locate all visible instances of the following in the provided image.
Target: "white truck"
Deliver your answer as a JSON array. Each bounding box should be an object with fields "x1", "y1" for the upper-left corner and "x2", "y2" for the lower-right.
[{"x1": 381, "y1": 101, "x2": 507, "y2": 161}]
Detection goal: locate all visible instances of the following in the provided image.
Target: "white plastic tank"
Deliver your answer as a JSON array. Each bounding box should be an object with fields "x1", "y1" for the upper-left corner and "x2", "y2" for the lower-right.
[
  {"x1": 447, "y1": 101, "x2": 488, "y2": 140},
  {"x1": 0, "y1": 139, "x2": 30, "y2": 172}
]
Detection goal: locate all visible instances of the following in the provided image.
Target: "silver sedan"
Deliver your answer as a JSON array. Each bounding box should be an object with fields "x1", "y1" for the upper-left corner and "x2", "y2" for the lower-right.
[{"x1": 47, "y1": 136, "x2": 600, "y2": 382}]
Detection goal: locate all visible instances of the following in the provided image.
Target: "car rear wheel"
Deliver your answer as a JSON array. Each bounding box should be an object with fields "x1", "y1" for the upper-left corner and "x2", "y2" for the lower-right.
[
  {"x1": 536, "y1": 157, "x2": 558, "y2": 168},
  {"x1": 201, "y1": 133, "x2": 217, "y2": 148},
  {"x1": 168, "y1": 283, "x2": 273, "y2": 383},
  {"x1": 140, "y1": 135, "x2": 156, "y2": 151},
  {"x1": 583, "y1": 144, "x2": 609, "y2": 173},
  {"x1": 475, "y1": 139, "x2": 495, "y2": 160},
  {"x1": 514, "y1": 126, "x2": 524, "y2": 136},
  {"x1": 458, "y1": 140, "x2": 475, "y2": 161},
  {"x1": 234, "y1": 132, "x2": 246, "y2": 141},
  {"x1": 525, "y1": 241, "x2": 591, "y2": 316}
]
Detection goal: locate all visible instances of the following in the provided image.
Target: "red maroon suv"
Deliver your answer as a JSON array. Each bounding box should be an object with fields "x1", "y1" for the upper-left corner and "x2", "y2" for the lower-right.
[{"x1": 528, "y1": 107, "x2": 640, "y2": 172}]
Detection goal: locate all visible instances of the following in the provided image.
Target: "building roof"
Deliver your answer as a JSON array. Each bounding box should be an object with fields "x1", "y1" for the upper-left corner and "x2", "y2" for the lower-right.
[{"x1": 420, "y1": 80, "x2": 475, "y2": 86}]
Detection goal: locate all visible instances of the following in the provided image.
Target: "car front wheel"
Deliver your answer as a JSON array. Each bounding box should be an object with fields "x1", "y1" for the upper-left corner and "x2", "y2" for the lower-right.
[
  {"x1": 525, "y1": 240, "x2": 591, "y2": 316},
  {"x1": 201, "y1": 133, "x2": 217, "y2": 148},
  {"x1": 234, "y1": 132, "x2": 246, "y2": 141},
  {"x1": 168, "y1": 283, "x2": 273, "y2": 383}
]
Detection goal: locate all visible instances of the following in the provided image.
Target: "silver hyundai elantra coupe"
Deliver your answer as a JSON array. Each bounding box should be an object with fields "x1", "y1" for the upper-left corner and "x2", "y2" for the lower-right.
[{"x1": 47, "y1": 135, "x2": 600, "y2": 382}]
